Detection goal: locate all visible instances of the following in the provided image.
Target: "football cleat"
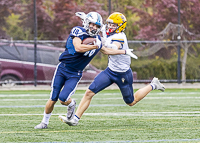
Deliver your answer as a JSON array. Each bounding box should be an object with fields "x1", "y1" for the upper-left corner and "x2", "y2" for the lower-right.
[
  {"x1": 59, "y1": 115, "x2": 78, "y2": 126},
  {"x1": 34, "y1": 122, "x2": 48, "y2": 129},
  {"x1": 67, "y1": 100, "x2": 76, "y2": 120},
  {"x1": 151, "y1": 77, "x2": 165, "y2": 92}
]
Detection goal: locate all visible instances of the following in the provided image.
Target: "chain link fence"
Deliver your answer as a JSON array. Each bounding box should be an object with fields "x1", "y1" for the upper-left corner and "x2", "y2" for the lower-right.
[{"x1": 0, "y1": 40, "x2": 200, "y2": 86}]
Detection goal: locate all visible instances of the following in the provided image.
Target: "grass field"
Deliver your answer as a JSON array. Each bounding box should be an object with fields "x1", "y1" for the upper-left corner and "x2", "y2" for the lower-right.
[{"x1": 0, "y1": 88, "x2": 200, "y2": 143}]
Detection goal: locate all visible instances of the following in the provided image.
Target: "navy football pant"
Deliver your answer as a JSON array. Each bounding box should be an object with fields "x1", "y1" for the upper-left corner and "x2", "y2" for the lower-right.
[
  {"x1": 50, "y1": 63, "x2": 82, "y2": 102},
  {"x1": 89, "y1": 67, "x2": 134, "y2": 104}
]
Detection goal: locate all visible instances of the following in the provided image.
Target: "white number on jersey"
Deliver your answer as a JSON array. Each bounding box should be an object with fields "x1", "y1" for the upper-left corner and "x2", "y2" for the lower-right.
[{"x1": 84, "y1": 49, "x2": 96, "y2": 57}]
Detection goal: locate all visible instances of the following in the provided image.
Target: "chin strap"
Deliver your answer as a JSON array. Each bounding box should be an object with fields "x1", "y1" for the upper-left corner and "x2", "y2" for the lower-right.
[{"x1": 106, "y1": 29, "x2": 114, "y2": 35}]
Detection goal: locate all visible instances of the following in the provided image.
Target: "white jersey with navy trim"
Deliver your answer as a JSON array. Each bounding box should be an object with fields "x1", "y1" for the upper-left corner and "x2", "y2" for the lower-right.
[{"x1": 106, "y1": 32, "x2": 131, "y2": 72}]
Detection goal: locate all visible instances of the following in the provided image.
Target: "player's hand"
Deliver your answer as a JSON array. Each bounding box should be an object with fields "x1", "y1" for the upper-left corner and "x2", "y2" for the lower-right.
[
  {"x1": 101, "y1": 24, "x2": 107, "y2": 39},
  {"x1": 94, "y1": 36, "x2": 101, "y2": 49},
  {"x1": 75, "y1": 12, "x2": 86, "y2": 20},
  {"x1": 125, "y1": 49, "x2": 138, "y2": 59},
  {"x1": 104, "y1": 39, "x2": 118, "y2": 49},
  {"x1": 100, "y1": 24, "x2": 106, "y2": 33},
  {"x1": 104, "y1": 39, "x2": 109, "y2": 47}
]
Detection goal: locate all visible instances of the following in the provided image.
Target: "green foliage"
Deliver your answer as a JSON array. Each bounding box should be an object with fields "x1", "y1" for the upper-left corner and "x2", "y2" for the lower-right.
[
  {"x1": 92, "y1": 53, "x2": 200, "y2": 80},
  {"x1": 131, "y1": 56, "x2": 200, "y2": 80},
  {"x1": 185, "y1": 56, "x2": 200, "y2": 79},
  {"x1": 3, "y1": 13, "x2": 32, "y2": 40},
  {"x1": 91, "y1": 52, "x2": 108, "y2": 70},
  {"x1": 133, "y1": 59, "x2": 178, "y2": 79}
]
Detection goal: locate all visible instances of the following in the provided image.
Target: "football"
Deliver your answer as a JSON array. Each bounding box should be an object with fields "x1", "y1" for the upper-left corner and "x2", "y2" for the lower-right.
[{"x1": 82, "y1": 38, "x2": 96, "y2": 45}]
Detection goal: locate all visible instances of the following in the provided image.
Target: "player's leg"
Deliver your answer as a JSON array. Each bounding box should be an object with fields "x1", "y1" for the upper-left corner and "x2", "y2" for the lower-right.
[
  {"x1": 34, "y1": 99, "x2": 57, "y2": 129},
  {"x1": 61, "y1": 69, "x2": 113, "y2": 126},
  {"x1": 58, "y1": 75, "x2": 81, "y2": 121},
  {"x1": 128, "y1": 77, "x2": 165, "y2": 106},
  {"x1": 115, "y1": 68, "x2": 135, "y2": 105},
  {"x1": 128, "y1": 84, "x2": 152, "y2": 106},
  {"x1": 34, "y1": 64, "x2": 65, "y2": 129},
  {"x1": 77, "y1": 69, "x2": 113, "y2": 118},
  {"x1": 116, "y1": 69, "x2": 165, "y2": 106},
  {"x1": 129, "y1": 77, "x2": 165, "y2": 106},
  {"x1": 75, "y1": 89, "x2": 95, "y2": 118},
  {"x1": 59, "y1": 89, "x2": 96, "y2": 126}
]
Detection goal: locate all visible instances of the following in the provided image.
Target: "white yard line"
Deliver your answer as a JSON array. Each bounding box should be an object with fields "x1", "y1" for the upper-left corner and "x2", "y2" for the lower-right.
[
  {"x1": 1, "y1": 99, "x2": 48, "y2": 101},
  {"x1": 68, "y1": 139, "x2": 200, "y2": 143},
  {"x1": 0, "y1": 112, "x2": 200, "y2": 116},
  {"x1": 0, "y1": 94, "x2": 49, "y2": 97},
  {"x1": 0, "y1": 92, "x2": 199, "y2": 97},
  {"x1": 1, "y1": 96, "x2": 200, "y2": 101},
  {"x1": 17, "y1": 139, "x2": 200, "y2": 143}
]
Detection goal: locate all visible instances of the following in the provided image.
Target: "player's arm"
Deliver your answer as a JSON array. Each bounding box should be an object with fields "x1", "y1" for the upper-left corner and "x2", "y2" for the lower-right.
[
  {"x1": 73, "y1": 37, "x2": 98, "y2": 53},
  {"x1": 100, "y1": 42, "x2": 125, "y2": 55},
  {"x1": 101, "y1": 41, "x2": 138, "y2": 59}
]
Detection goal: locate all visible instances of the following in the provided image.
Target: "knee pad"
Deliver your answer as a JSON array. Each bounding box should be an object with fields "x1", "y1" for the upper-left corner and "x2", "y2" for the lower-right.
[
  {"x1": 88, "y1": 82, "x2": 97, "y2": 93},
  {"x1": 120, "y1": 85, "x2": 134, "y2": 104}
]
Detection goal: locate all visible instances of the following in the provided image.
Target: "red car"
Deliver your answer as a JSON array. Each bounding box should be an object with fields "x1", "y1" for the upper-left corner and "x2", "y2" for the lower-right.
[{"x1": 0, "y1": 42, "x2": 101, "y2": 86}]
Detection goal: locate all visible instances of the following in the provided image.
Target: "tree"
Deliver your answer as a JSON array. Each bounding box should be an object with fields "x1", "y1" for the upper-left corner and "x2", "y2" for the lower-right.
[
  {"x1": 19, "y1": 0, "x2": 54, "y2": 40},
  {"x1": 52, "y1": 0, "x2": 108, "y2": 40},
  {"x1": 129, "y1": 0, "x2": 200, "y2": 81},
  {"x1": 0, "y1": 0, "x2": 19, "y2": 39}
]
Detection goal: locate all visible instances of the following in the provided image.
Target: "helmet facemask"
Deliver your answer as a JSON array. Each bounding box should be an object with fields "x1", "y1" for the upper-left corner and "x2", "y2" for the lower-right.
[
  {"x1": 87, "y1": 22, "x2": 101, "y2": 37},
  {"x1": 106, "y1": 21, "x2": 127, "y2": 35}
]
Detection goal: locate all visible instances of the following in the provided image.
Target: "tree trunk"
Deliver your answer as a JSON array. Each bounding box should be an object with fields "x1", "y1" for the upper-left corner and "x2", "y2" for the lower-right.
[{"x1": 181, "y1": 42, "x2": 192, "y2": 83}]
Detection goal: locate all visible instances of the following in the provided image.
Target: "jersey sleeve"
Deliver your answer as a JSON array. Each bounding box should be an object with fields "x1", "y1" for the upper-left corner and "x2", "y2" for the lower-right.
[
  {"x1": 70, "y1": 26, "x2": 87, "y2": 40},
  {"x1": 66, "y1": 26, "x2": 88, "y2": 55}
]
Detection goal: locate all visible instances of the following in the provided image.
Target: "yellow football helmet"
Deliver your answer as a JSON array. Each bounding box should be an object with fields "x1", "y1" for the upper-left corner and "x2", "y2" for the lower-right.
[{"x1": 106, "y1": 12, "x2": 127, "y2": 35}]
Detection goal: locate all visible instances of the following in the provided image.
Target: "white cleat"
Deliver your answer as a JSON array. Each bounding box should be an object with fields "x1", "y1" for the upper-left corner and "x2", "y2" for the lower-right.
[
  {"x1": 151, "y1": 77, "x2": 165, "y2": 92},
  {"x1": 67, "y1": 100, "x2": 76, "y2": 120},
  {"x1": 59, "y1": 115, "x2": 78, "y2": 126},
  {"x1": 34, "y1": 122, "x2": 48, "y2": 129}
]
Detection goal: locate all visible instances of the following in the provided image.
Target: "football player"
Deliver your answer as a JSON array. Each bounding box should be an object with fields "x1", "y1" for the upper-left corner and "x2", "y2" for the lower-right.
[
  {"x1": 34, "y1": 12, "x2": 137, "y2": 129},
  {"x1": 59, "y1": 12, "x2": 165, "y2": 126}
]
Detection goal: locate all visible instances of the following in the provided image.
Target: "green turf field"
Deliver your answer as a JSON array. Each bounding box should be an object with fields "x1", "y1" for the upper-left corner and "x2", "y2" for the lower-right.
[{"x1": 0, "y1": 89, "x2": 200, "y2": 143}]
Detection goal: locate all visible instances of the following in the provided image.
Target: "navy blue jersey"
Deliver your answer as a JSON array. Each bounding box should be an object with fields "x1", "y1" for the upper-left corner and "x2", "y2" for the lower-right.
[{"x1": 59, "y1": 26, "x2": 102, "y2": 73}]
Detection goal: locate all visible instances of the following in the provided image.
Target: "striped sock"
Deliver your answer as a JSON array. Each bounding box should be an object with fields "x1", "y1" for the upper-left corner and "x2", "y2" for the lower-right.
[
  {"x1": 150, "y1": 83, "x2": 156, "y2": 90},
  {"x1": 74, "y1": 115, "x2": 80, "y2": 122}
]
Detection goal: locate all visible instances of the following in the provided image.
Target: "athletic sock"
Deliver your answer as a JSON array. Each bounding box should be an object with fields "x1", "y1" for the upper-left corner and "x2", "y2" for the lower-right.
[
  {"x1": 68, "y1": 99, "x2": 75, "y2": 107},
  {"x1": 150, "y1": 83, "x2": 156, "y2": 90},
  {"x1": 42, "y1": 111, "x2": 52, "y2": 125},
  {"x1": 74, "y1": 115, "x2": 80, "y2": 122}
]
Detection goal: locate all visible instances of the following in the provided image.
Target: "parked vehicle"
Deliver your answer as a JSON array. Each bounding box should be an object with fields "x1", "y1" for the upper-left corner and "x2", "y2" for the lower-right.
[{"x1": 0, "y1": 42, "x2": 101, "y2": 86}]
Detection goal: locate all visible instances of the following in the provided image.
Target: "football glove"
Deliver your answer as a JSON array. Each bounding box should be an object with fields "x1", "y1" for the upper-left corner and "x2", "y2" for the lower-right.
[
  {"x1": 104, "y1": 40, "x2": 118, "y2": 49},
  {"x1": 101, "y1": 24, "x2": 107, "y2": 39},
  {"x1": 94, "y1": 36, "x2": 101, "y2": 49},
  {"x1": 75, "y1": 12, "x2": 86, "y2": 20},
  {"x1": 125, "y1": 49, "x2": 138, "y2": 59}
]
